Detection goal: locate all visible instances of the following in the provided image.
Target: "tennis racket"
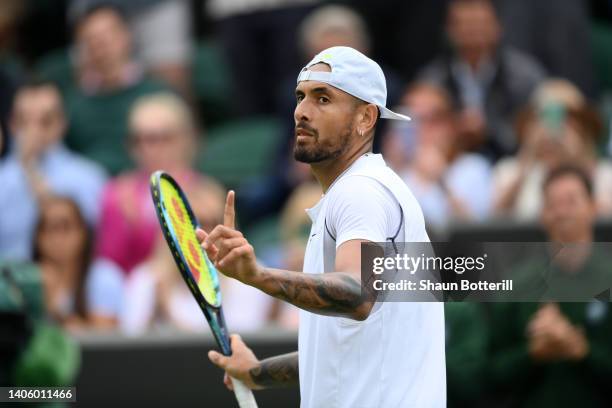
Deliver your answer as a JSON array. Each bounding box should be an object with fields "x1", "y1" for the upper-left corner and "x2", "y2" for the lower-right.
[{"x1": 149, "y1": 171, "x2": 258, "y2": 408}]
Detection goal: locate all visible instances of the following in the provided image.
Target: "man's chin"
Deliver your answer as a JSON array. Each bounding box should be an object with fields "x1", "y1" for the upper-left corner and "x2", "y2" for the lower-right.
[{"x1": 293, "y1": 148, "x2": 326, "y2": 164}]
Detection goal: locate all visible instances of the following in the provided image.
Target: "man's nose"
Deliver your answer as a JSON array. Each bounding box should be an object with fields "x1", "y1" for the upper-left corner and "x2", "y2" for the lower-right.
[{"x1": 294, "y1": 99, "x2": 312, "y2": 124}]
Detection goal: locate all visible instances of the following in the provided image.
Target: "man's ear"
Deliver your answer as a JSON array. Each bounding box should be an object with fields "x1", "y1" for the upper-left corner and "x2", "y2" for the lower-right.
[{"x1": 358, "y1": 104, "x2": 378, "y2": 137}]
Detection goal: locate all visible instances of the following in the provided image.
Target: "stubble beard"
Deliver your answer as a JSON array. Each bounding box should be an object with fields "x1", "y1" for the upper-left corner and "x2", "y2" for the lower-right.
[{"x1": 293, "y1": 125, "x2": 353, "y2": 164}]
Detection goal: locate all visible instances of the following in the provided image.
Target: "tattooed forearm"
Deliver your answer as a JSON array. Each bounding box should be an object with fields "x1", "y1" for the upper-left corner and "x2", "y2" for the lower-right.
[
  {"x1": 249, "y1": 352, "x2": 299, "y2": 388},
  {"x1": 255, "y1": 268, "x2": 373, "y2": 319}
]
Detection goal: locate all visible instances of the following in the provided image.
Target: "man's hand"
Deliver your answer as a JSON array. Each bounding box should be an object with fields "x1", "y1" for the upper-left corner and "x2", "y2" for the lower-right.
[
  {"x1": 196, "y1": 191, "x2": 261, "y2": 285},
  {"x1": 208, "y1": 334, "x2": 263, "y2": 391},
  {"x1": 526, "y1": 303, "x2": 589, "y2": 361}
]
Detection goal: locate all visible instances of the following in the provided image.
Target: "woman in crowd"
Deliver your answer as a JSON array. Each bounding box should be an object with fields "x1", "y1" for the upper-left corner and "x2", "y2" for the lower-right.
[
  {"x1": 95, "y1": 92, "x2": 223, "y2": 275},
  {"x1": 383, "y1": 82, "x2": 492, "y2": 230},
  {"x1": 33, "y1": 195, "x2": 123, "y2": 330},
  {"x1": 493, "y1": 79, "x2": 612, "y2": 220}
]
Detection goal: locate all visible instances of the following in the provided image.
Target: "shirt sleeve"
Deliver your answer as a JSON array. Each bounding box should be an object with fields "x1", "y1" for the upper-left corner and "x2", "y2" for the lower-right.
[
  {"x1": 86, "y1": 258, "x2": 125, "y2": 318},
  {"x1": 326, "y1": 175, "x2": 401, "y2": 249}
]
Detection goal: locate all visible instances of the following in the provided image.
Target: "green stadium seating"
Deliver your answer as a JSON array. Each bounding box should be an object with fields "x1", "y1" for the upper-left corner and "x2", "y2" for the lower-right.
[
  {"x1": 244, "y1": 215, "x2": 281, "y2": 254},
  {"x1": 196, "y1": 116, "x2": 282, "y2": 189},
  {"x1": 192, "y1": 40, "x2": 234, "y2": 125},
  {"x1": 591, "y1": 21, "x2": 612, "y2": 91}
]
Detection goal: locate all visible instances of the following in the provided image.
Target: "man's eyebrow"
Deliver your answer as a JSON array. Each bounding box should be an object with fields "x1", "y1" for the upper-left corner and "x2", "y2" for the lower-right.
[
  {"x1": 295, "y1": 86, "x2": 334, "y2": 98},
  {"x1": 311, "y1": 86, "x2": 332, "y2": 94}
]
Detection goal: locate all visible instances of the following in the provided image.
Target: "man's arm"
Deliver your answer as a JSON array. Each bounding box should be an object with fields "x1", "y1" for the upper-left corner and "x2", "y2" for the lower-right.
[
  {"x1": 199, "y1": 191, "x2": 376, "y2": 321},
  {"x1": 208, "y1": 334, "x2": 298, "y2": 390},
  {"x1": 249, "y1": 352, "x2": 299, "y2": 388},
  {"x1": 252, "y1": 239, "x2": 374, "y2": 320},
  {"x1": 200, "y1": 224, "x2": 375, "y2": 321}
]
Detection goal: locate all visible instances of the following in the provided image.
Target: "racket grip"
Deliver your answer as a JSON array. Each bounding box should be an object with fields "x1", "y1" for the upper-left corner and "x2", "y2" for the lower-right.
[{"x1": 231, "y1": 376, "x2": 258, "y2": 408}]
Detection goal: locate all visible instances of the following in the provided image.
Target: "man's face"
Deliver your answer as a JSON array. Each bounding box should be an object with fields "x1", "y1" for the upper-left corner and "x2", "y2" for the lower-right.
[
  {"x1": 447, "y1": 1, "x2": 500, "y2": 54},
  {"x1": 129, "y1": 103, "x2": 192, "y2": 172},
  {"x1": 541, "y1": 174, "x2": 595, "y2": 242},
  {"x1": 293, "y1": 63, "x2": 360, "y2": 163},
  {"x1": 10, "y1": 86, "x2": 66, "y2": 153},
  {"x1": 405, "y1": 87, "x2": 455, "y2": 148},
  {"x1": 77, "y1": 9, "x2": 132, "y2": 71}
]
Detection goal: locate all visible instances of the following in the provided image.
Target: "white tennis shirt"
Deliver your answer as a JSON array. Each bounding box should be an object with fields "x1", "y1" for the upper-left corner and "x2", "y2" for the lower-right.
[{"x1": 298, "y1": 153, "x2": 446, "y2": 408}]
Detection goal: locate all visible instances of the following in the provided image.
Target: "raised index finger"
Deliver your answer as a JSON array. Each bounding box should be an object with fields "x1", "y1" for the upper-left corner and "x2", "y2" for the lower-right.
[{"x1": 224, "y1": 190, "x2": 235, "y2": 229}]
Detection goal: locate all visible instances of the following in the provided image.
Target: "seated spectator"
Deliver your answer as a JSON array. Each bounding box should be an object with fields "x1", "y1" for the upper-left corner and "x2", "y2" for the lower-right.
[
  {"x1": 383, "y1": 82, "x2": 492, "y2": 229},
  {"x1": 419, "y1": 0, "x2": 545, "y2": 161},
  {"x1": 0, "y1": 80, "x2": 106, "y2": 260},
  {"x1": 488, "y1": 165, "x2": 612, "y2": 407},
  {"x1": 33, "y1": 196, "x2": 124, "y2": 331},
  {"x1": 493, "y1": 79, "x2": 612, "y2": 220},
  {"x1": 96, "y1": 92, "x2": 223, "y2": 274},
  {"x1": 208, "y1": 0, "x2": 318, "y2": 115},
  {"x1": 69, "y1": 0, "x2": 193, "y2": 98},
  {"x1": 121, "y1": 184, "x2": 274, "y2": 334},
  {"x1": 62, "y1": 4, "x2": 168, "y2": 174}
]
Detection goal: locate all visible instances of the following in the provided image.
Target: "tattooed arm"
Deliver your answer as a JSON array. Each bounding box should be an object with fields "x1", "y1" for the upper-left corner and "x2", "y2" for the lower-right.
[
  {"x1": 208, "y1": 334, "x2": 298, "y2": 390},
  {"x1": 201, "y1": 217, "x2": 376, "y2": 321},
  {"x1": 253, "y1": 239, "x2": 375, "y2": 321},
  {"x1": 249, "y1": 352, "x2": 299, "y2": 388}
]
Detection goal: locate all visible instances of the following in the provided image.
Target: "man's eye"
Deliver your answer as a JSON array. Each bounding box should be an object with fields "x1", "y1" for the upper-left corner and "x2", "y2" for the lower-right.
[
  {"x1": 319, "y1": 97, "x2": 329, "y2": 104},
  {"x1": 296, "y1": 95, "x2": 304, "y2": 103}
]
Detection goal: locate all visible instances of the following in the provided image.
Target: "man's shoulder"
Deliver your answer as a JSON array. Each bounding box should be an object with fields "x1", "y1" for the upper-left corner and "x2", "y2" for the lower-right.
[{"x1": 54, "y1": 146, "x2": 108, "y2": 182}]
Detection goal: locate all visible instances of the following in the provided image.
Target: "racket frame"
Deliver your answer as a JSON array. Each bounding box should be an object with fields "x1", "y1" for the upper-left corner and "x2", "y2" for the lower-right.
[{"x1": 150, "y1": 171, "x2": 231, "y2": 355}]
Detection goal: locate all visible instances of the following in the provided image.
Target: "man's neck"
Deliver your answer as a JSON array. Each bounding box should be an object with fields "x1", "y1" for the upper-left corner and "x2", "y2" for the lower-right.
[
  {"x1": 459, "y1": 48, "x2": 490, "y2": 72},
  {"x1": 310, "y1": 145, "x2": 371, "y2": 193}
]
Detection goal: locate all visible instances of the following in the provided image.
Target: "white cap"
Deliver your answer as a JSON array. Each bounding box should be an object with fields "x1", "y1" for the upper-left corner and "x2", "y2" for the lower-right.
[{"x1": 297, "y1": 46, "x2": 410, "y2": 121}]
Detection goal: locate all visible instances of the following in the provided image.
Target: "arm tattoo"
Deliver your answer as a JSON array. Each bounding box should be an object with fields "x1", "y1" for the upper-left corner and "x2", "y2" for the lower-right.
[
  {"x1": 258, "y1": 268, "x2": 373, "y2": 318},
  {"x1": 249, "y1": 352, "x2": 299, "y2": 388}
]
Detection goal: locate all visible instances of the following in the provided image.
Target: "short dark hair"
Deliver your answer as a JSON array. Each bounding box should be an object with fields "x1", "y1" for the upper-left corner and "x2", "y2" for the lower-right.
[{"x1": 543, "y1": 164, "x2": 593, "y2": 198}]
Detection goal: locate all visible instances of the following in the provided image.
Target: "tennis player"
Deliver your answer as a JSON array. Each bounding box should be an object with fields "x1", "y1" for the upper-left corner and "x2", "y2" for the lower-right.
[{"x1": 199, "y1": 46, "x2": 446, "y2": 407}]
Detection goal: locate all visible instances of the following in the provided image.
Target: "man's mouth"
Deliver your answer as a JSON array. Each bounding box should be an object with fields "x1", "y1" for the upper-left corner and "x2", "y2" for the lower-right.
[{"x1": 295, "y1": 128, "x2": 314, "y2": 137}]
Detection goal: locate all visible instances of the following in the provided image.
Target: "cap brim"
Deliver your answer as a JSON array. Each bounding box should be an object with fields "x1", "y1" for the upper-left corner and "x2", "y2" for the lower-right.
[{"x1": 379, "y1": 106, "x2": 411, "y2": 121}]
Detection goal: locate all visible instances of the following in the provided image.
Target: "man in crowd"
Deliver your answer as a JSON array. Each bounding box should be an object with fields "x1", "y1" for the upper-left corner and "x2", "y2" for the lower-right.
[
  {"x1": 63, "y1": 4, "x2": 168, "y2": 174},
  {"x1": 489, "y1": 165, "x2": 612, "y2": 406},
  {"x1": 0, "y1": 80, "x2": 106, "y2": 260},
  {"x1": 420, "y1": 0, "x2": 545, "y2": 161}
]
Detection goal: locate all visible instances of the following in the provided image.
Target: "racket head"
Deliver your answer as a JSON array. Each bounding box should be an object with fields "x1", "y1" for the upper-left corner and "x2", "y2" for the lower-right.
[{"x1": 149, "y1": 171, "x2": 222, "y2": 308}]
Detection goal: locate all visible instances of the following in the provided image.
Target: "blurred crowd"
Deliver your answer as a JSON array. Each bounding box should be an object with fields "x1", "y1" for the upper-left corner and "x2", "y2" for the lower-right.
[{"x1": 1, "y1": 0, "x2": 612, "y2": 405}]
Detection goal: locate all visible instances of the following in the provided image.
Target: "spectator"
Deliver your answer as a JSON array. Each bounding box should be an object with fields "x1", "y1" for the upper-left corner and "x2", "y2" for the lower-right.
[
  {"x1": 63, "y1": 4, "x2": 168, "y2": 174},
  {"x1": 0, "y1": 80, "x2": 106, "y2": 261},
  {"x1": 493, "y1": 79, "x2": 612, "y2": 220},
  {"x1": 69, "y1": 0, "x2": 193, "y2": 98},
  {"x1": 494, "y1": 0, "x2": 597, "y2": 98},
  {"x1": 207, "y1": 0, "x2": 319, "y2": 115},
  {"x1": 96, "y1": 92, "x2": 223, "y2": 274},
  {"x1": 121, "y1": 185, "x2": 275, "y2": 334},
  {"x1": 383, "y1": 82, "x2": 492, "y2": 229},
  {"x1": 489, "y1": 165, "x2": 612, "y2": 407},
  {"x1": 419, "y1": 0, "x2": 545, "y2": 161},
  {"x1": 33, "y1": 196, "x2": 124, "y2": 330}
]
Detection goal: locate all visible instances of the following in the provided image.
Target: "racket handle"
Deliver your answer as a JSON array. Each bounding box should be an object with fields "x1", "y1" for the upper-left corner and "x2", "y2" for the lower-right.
[{"x1": 231, "y1": 376, "x2": 258, "y2": 408}]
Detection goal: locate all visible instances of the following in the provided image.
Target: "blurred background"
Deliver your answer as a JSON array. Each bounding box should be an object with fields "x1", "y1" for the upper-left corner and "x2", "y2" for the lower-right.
[{"x1": 1, "y1": 0, "x2": 612, "y2": 406}]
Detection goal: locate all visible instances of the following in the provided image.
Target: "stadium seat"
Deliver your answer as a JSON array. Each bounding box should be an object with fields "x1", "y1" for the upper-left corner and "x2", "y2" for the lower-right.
[
  {"x1": 192, "y1": 40, "x2": 234, "y2": 125},
  {"x1": 196, "y1": 116, "x2": 282, "y2": 190},
  {"x1": 591, "y1": 21, "x2": 612, "y2": 92}
]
